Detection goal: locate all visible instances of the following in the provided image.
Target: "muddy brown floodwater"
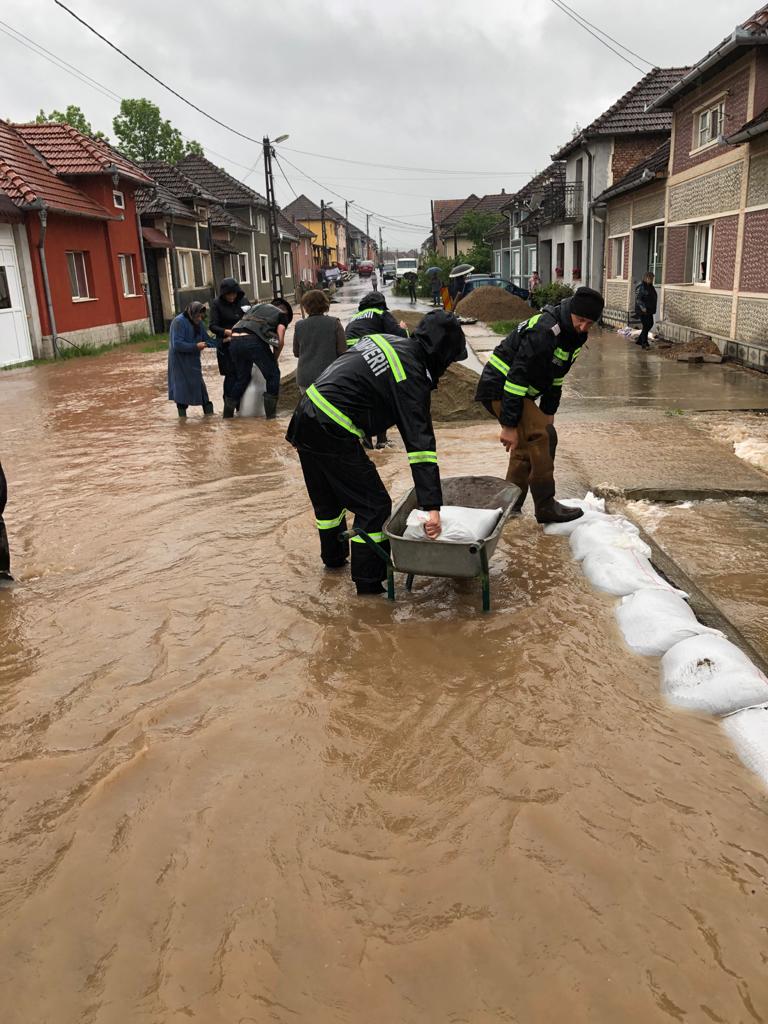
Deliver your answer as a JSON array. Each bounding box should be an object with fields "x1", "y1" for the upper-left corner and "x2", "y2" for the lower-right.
[{"x1": 1, "y1": 348, "x2": 768, "y2": 1024}]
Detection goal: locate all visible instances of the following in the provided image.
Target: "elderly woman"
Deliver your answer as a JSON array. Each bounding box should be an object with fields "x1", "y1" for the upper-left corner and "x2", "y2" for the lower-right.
[
  {"x1": 167, "y1": 301, "x2": 216, "y2": 417},
  {"x1": 293, "y1": 289, "x2": 346, "y2": 395}
]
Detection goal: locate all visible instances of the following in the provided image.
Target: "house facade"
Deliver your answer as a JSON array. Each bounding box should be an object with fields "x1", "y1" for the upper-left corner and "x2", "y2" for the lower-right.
[
  {"x1": 491, "y1": 164, "x2": 565, "y2": 287},
  {"x1": 539, "y1": 67, "x2": 687, "y2": 290},
  {"x1": 436, "y1": 193, "x2": 510, "y2": 261},
  {"x1": 283, "y1": 195, "x2": 339, "y2": 269},
  {"x1": 648, "y1": 10, "x2": 768, "y2": 368},
  {"x1": 0, "y1": 120, "x2": 151, "y2": 362}
]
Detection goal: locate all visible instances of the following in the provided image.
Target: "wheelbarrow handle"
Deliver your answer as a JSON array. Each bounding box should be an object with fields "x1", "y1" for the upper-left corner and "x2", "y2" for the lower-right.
[{"x1": 340, "y1": 528, "x2": 395, "y2": 601}]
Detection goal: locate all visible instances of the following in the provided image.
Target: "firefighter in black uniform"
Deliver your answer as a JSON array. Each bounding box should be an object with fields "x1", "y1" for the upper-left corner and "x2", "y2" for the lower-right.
[
  {"x1": 474, "y1": 286, "x2": 605, "y2": 524},
  {"x1": 346, "y1": 291, "x2": 409, "y2": 449},
  {"x1": 287, "y1": 310, "x2": 467, "y2": 595}
]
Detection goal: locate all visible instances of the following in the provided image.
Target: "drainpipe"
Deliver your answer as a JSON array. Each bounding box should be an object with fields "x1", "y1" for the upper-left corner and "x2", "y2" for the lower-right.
[
  {"x1": 503, "y1": 209, "x2": 513, "y2": 279},
  {"x1": 36, "y1": 207, "x2": 59, "y2": 358},
  {"x1": 134, "y1": 205, "x2": 152, "y2": 329},
  {"x1": 581, "y1": 142, "x2": 594, "y2": 288},
  {"x1": 168, "y1": 214, "x2": 181, "y2": 314}
]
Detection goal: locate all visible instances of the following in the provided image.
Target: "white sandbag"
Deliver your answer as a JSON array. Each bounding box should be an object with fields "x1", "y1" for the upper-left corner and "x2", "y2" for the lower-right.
[
  {"x1": 722, "y1": 704, "x2": 768, "y2": 786},
  {"x1": 543, "y1": 508, "x2": 619, "y2": 537},
  {"x1": 561, "y1": 491, "x2": 605, "y2": 513},
  {"x1": 660, "y1": 634, "x2": 768, "y2": 715},
  {"x1": 581, "y1": 547, "x2": 686, "y2": 597},
  {"x1": 238, "y1": 366, "x2": 266, "y2": 417},
  {"x1": 616, "y1": 589, "x2": 723, "y2": 657},
  {"x1": 404, "y1": 505, "x2": 502, "y2": 543},
  {"x1": 569, "y1": 519, "x2": 649, "y2": 562}
]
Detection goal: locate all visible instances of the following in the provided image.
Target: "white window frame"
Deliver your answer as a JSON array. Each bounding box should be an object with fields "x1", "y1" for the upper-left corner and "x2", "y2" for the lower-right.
[
  {"x1": 118, "y1": 253, "x2": 138, "y2": 297},
  {"x1": 527, "y1": 246, "x2": 537, "y2": 273},
  {"x1": 177, "y1": 250, "x2": 192, "y2": 288},
  {"x1": 692, "y1": 96, "x2": 725, "y2": 153},
  {"x1": 512, "y1": 248, "x2": 521, "y2": 278},
  {"x1": 612, "y1": 237, "x2": 626, "y2": 279},
  {"x1": 691, "y1": 221, "x2": 714, "y2": 284},
  {"x1": 283, "y1": 251, "x2": 292, "y2": 278},
  {"x1": 112, "y1": 190, "x2": 125, "y2": 209},
  {"x1": 237, "y1": 252, "x2": 250, "y2": 284},
  {"x1": 257, "y1": 214, "x2": 267, "y2": 234},
  {"x1": 259, "y1": 253, "x2": 270, "y2": 283},
  {"x1": 494, "y1": 251, "x2": 502, "y2": 275},
  {"x1": 66, "y1": 250, "x2": 91, "y2": 300}
]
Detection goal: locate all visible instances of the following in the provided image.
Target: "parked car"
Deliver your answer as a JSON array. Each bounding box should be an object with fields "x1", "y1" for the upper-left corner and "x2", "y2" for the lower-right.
[
  {"x1": 461, "y1": 274, "x2": 529, "y2": 301},
  {"x1": 382, "y1": 263, "x2": 396, "y2": 283},
  {"x1": 358, "y1": 261, "x2": 374, "y2": 278}
]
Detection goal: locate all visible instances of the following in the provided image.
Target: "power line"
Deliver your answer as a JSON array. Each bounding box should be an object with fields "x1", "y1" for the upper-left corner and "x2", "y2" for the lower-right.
[
  {"x1": 273, "y1": 153, "x2": 298, "y2": 200},
  {"x1": 548, "y1": 0, "x2": 650, "y2": 74},
  {"x1": 280, "y1": 146, "x2": 533, "y2": 176},
  {"x1": 551, "y1": 0, "x2": 655, "y2": 68}
]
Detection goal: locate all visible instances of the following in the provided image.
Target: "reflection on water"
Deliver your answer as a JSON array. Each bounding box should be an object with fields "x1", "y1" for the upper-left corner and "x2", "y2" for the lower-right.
[{"x1": 1, "y1": 350, "x2": 767, "y2": 1024}]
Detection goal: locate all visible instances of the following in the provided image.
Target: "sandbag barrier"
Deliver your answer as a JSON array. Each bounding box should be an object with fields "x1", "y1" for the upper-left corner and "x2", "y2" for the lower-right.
[{"x1": 546, "y1": 494, "x2": 768, "y2": 787}]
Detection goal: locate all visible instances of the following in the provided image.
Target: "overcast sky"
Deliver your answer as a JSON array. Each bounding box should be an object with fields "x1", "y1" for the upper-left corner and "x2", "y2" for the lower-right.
[{"x1": 0, "y1": 0, "x2": 754, "y2": 247}]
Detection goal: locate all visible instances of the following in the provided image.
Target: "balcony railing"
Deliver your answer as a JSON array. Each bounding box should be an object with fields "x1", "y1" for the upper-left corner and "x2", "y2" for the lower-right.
[{"x1": 540, "y1": 182, "x2": 584, "y2": 225}]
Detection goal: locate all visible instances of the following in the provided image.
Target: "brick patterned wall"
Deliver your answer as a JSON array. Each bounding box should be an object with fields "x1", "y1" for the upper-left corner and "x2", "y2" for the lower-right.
[
  {"x1": 665, "y1": 226, "x2": 689, "y2": 283},
  {"x1": 747, "y1": 151, "x2": 768, "y2": 207},
  {"x1": 608, "y1": 203, "x2": 631, "y2": 236},
  {"x1": 633, "y1": 190, "x2": 665, "y2": 226},
  {"x1": 668, "y1": 163, "x2": 743, "y2": 222},
  {"x1": 735, "y1": 297, "x2": 768, "y2": 342},
  {"x1": 612, "y1": 136, "x2": 667, "y2": 183},
  {"x1": 754, "y1": 50, "x2": 768, "y2": 118},
  {"x1": 605, "y1": 279, "x2": 630, "y2": 311},
  {"x1": 671, "y1": 65, "x2": 751, "y2": 175},
  {"x1": 740, "y1": 209, "x2": 768, "y2": 293},
  {"x1": 623, "y1": 235, "x2": 630, "y2": 278},
  {"x1": 664, "y1": 288, "x2": 733, "y2": 336},
  {"x1": 710, "y1": 214, "x2": 739, "y2": 291}
]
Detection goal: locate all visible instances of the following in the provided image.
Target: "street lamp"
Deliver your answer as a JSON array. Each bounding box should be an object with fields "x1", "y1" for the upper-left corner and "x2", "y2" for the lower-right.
[{"x1": 263, "y1": 133, "x2": 290, "y2": 299}]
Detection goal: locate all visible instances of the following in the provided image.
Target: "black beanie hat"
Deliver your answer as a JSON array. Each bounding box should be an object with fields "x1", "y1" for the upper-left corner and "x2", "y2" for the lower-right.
[{"x1": 570, "y1": 286, "x2": 604, "y2": 321}]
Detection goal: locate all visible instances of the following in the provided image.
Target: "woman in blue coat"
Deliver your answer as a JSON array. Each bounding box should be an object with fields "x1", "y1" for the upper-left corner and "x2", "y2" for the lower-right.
[{"x1": 168, "y1": 302, "x2": 216, "y2": 417}]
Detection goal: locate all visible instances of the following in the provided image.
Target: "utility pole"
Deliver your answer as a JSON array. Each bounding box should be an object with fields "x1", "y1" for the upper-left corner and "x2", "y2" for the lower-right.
[
  {"x1": 379, "y1": 226, "x2": 383, "y2": 263},
  {"x1": 365, "y1": 213, "x2": 370, "y2": 259},
  {"x1": 320, "y1": 199, "x2": 328, "y2": 267},
  {"x1": 262, "y1": 135, "x2": 284, "y2": 300}
]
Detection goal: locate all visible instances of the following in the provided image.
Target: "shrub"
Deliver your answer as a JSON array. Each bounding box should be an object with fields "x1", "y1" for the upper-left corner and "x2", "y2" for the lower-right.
[{"x1": 532, "y1": 282, "x2": 574, "y2": 308}]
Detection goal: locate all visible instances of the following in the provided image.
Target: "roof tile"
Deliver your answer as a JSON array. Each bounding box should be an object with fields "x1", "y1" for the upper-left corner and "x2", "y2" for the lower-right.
[
  {"x1": 177, "y1": 152, "x2": 267, "y2": 206},
  {"x1": 13, "y1": 122, "x2": 152, "y2": 184}
]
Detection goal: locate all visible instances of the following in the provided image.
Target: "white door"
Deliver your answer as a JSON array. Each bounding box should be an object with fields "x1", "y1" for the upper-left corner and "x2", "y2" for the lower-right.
[{"x1": 0, "y1": 224, "x2": 33, "y2": 367}]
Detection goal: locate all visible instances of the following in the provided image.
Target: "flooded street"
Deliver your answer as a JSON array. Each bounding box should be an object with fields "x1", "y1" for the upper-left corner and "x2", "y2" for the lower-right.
[{"x1": 2, "y1": 300, "x2": 768, "y2": 1022}]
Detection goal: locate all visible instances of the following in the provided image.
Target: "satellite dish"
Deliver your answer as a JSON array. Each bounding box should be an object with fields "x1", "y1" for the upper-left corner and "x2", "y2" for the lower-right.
[
  {"x1": 639, "y1": 168, "x2": 655, "y2": 183},
  {"x1": 527, "y1": 189, "x2": 545, "y2": 211}
]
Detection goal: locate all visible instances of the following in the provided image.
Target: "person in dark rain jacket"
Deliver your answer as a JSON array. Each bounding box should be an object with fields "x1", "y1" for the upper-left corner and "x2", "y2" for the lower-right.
[
  {"x1": 167, "y1": 302, "x2": 217, "y2": 417},
  {"x1": 634, "y1": 272, "x2": 658, "y2": 350},
  {"x1": 0, "y1": 460, "x2": 12, "y2": 582},
  {"x1": 287, "y1": 310, "x2": 467, "y2": 595},
  {"x1": 209, "y1": 277, "x2": 249, "y2": 399},
  {"x1": 475, "y1": 286, "x2": 605, "y2": 524}
]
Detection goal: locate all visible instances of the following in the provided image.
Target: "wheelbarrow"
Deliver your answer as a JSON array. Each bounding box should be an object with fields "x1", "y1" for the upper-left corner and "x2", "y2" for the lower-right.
[{"x1": 342, "y1": 476, "x2": 520, "y2": 611}]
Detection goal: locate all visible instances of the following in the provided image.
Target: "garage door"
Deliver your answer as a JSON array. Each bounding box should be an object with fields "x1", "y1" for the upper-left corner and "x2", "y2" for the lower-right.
[{"x1": 0, "y1": 224, "x2": 33, "y2": 367}]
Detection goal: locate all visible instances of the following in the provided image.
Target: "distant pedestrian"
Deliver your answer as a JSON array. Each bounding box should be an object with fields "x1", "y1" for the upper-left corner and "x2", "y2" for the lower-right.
[
  {"x1": 428, "y1": 269, "x2": 442, "y2": 307},
  {"x1": 405, "y1": 271, "x2": 418, "y2": 304},
  {"x1": 634, "y1": 272, "x2": 657, "y2": 350},
  {"x1": 167, "y1": 302, "x2": 216, "y2": 418},
  {"x1": 209, "y1": 277, "x2": 249, "y2": 404},
  {"x1": 0, "y1": 460, "x2": 12, "y2": 582},
  {"x1": 528, "y1": 270, "x2": 541, "y2": 306},
  {"x1": 293, "y1": 289, "x2": 347, "y2": 394}
]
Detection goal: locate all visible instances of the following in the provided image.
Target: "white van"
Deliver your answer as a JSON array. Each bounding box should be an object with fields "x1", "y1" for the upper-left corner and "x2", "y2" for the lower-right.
[{"x1": 395, "y1": 257, "x2": 418, "y2": 281}]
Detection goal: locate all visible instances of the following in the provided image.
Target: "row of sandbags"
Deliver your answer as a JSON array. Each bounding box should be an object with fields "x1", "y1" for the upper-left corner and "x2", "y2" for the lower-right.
[{"x1": 545, "y1": 494, "x2": 768, "y2": 786}]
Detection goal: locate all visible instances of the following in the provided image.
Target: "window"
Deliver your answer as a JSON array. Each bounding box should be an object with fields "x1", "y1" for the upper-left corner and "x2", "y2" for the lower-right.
[
  {"x1": 0, "y1": 266, "x2": 11, "y2": 310},
  {"x1": 238, "y1": 252, "x2": 250, "y2": 284},
  {"x1": 118, "y1": 254, "x2": 138, "y2": 296},
  {"x1": 555, "y1": 242, "x2": 565, "y2": 275},
  {"x1": 697, "y1": 100, "x2": 725, "y2": 149},
  {"x1": 191, "y1": 252, "x2": 204, "y2": 287},
  {"x1": 612, "y1": 237, "x2": 626, "y2": 278},
  {"x1": 574, "y1": 157, "x2": 584, "y2": 183},
  {"x1": 494, "y1": 251, "x2": 502, "y2": 275},
  {"x1": 259, "y1": 253, "x2": 269, "y2": 283},
  {"x1": 112, "y1": 190, "x2": 125, "y2": 209},
  {"x1": 572, "y1": 240, "x2": 583, "y2": 279},
  {"x1": 177, "y1": 250, "x2": 192, "y2": 288},
  {"x1": 649, "y1": 225, "x2": 664, "y2": 282},
  {"x1": 66, "y1": 251, "x2": 90, "y2": 299},
  {"x1": 283, "y1": 251, "x2": 292, "y2": 278},
  {"x1": 691, "y1": 222, "x2": 714, "y2": 283},
  {"x1": 512, "y1": 249, "x2": 521, "y2": 278},
  {"x1": 527, "y1": 246, "x2": 537, "y2": 273},
  {"x1": 256, "y1": 214, "x2": 267, "y2": 234}
]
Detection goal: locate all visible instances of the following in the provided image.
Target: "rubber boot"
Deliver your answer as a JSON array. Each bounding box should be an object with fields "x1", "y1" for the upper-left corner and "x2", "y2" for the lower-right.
[
  {"x1": 263, "y1": 393, "x2": 278, "y2": 420},
  {"x1": 356, "y1": 581, "x2": 385, "y2": 595},
  {"x1": 203, "y1": 401, "x2": 214, "y2": 416},
  {"x1": 223, "y1": 398, "x2": 237, "y2": 419},
  {"x1": 533, "y1": 494, "x2": 584, "y2": 524},
  {"x1": 176, "y1": 403, "x2": 187, "y2": 418}
]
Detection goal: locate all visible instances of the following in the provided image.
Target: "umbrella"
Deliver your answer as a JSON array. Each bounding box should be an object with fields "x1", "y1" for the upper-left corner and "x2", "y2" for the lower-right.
[
  {"x1": 449, "y1": 263, "x2": 475, "y2": 278},
  {"x1": 426, "y1": 266, "x2": 442, "y2": 275}
]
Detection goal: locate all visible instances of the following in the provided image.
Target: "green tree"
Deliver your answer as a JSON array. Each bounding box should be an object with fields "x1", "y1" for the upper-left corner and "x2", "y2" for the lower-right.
[
  {"x1": 112, "y1": 99, "x2": 203, "y2": 163},
  {"x1": 454, "y1": 211, "x2": 503, "y2": 274},
  {"x1": 35, "y1": 104, "x2": 108, "y2": 141}
]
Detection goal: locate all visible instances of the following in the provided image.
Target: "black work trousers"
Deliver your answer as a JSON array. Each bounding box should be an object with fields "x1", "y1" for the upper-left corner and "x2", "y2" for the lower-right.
[
  {"x1": 227, "y1": 337, "x2": 281, "y2": 403},
  {"x1": 638, "y1": 314, "x2": 654, "y2": 346},
  {"x1": 296, "y1": 438, "x2": 392, "y2": 585},
  {"x1": 0, "y1": 461, "x2": 10, "y2": 576}
]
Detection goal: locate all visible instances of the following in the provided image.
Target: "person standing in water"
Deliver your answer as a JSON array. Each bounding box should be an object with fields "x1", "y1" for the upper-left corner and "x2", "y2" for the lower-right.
[
  {"x1": 167, "y1": 302, "x2": 216, "y2": 418},
  {"x1": 0, "y1": 460, "x2": 12, "y2": 582},
  {"x1": 634, "y1": 272, "x2": 657, "y2": 350},
  {"x1": 209, "y1": 277, "x2": 249, "y2": 404}
]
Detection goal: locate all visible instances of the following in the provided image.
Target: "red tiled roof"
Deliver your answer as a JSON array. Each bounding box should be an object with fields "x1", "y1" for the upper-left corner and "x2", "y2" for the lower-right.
[
  {"x1": 742, "y1": 3, "x2": 768, "y2": 34},
  {"x1": 432, "y1": 198, "x2": 464, "y2": 226},
  {"x1": 553, "y1": 67, "x2": 690, "y2": 159},
  {"x1": 0, "y1": 120, "x2": 114, "y2": 219},
  {"x1": 14, "y1": 122, "x2": 151, "y2": 184},
  {"x1": 0, "y1": 186, "x2": 22, "y2": 223},
  {"x1": 178, "y1": 152, "x2": 267, "y2": 205}
]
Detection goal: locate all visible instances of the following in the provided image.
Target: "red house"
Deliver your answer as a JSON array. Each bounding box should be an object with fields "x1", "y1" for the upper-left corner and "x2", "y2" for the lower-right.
[{"x1": 0, "y1": 120, "x2": 152, "y2": 362}]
